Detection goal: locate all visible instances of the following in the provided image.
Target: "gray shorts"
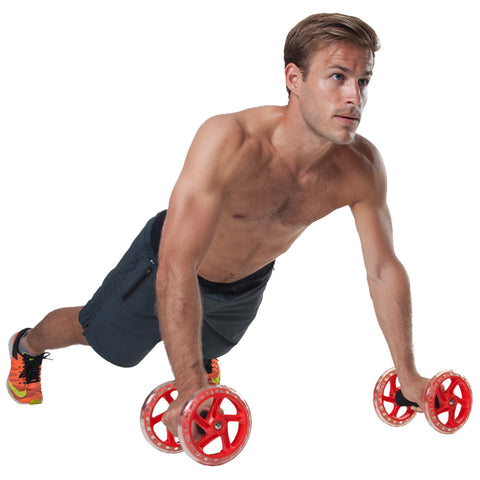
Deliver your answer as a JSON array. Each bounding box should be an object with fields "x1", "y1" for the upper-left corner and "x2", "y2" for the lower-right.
[{"x1": 78, "y1": 211, "x2": 274, "y2": 367}]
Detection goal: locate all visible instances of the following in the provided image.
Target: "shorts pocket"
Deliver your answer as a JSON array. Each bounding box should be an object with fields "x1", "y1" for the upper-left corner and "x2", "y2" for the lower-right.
[{"x1": 121, "y1": 259, "x2": 156, "y2": 300}]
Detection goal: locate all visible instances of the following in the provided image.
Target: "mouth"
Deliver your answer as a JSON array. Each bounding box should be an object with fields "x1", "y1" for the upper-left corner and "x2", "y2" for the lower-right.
[{"x1": 334, "y1": 114, "x2": 360, "y2": 127}]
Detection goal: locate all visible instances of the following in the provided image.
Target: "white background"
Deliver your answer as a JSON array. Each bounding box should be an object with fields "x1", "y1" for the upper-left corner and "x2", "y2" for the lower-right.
[{"x1": 1, "y1": 0, "x2": 478, "y2": 477}]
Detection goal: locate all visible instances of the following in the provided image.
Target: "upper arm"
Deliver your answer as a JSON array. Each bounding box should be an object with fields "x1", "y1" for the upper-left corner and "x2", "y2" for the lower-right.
[
  {"x1": 158, "y1": 115, "x2": 244, "y2": 272},
  {"x1": 350, "y1": 143, "x2": 399, "y2": 278}
]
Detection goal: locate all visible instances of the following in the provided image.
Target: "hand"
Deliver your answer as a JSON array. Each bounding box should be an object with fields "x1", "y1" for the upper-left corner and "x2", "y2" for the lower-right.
[
  {"x1": 398, "y1": 374, "x2": 430, "y2": 413},
  {"x1": 162, "y1": 396, "x2": 188, "y2": 438},
  {"x1": 161, "y1": 388, "x2": 216, "y2": 441}
]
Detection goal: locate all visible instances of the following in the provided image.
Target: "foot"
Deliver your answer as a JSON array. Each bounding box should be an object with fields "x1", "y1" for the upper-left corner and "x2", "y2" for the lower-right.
[
  {"x1": 7, "y1": 329, "x2": 49, "y2": 404},
  {"x1": 204, "y1": 358, "x2": 221, "y2": 385}
]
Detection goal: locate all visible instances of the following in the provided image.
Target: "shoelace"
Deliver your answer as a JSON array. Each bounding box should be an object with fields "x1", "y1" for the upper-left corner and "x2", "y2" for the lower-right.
[
  {"x1": 204, "y1": 359, "x2": 219, "y2": 376},
  {"x1": 19, "y1": 352, "x2": 51, "y2": 383},
  {"x1": 203, "y1": 358, "x2": 214, "y2": 374}
]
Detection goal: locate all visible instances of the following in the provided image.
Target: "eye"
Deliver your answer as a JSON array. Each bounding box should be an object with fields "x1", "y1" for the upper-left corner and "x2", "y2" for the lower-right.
[
  {"x1": 359, "y1": 78, "x2": 370, "y2": 87},
  {"x1": 332, "y1": 73, "x2": 345, "y2": 81}
]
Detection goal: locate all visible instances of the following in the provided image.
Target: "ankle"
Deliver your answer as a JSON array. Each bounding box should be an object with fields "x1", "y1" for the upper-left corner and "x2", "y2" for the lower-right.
[{"x1": 20, "y1": 331, "x2": 45, "y2": 356}]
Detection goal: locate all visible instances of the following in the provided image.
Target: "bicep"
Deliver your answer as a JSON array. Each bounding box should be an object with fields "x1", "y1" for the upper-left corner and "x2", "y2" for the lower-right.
[
  {"x1": 351, "y1": 200, "x2": 398, "y2": 278},
  {"x1": 349, "y1": 140, "x2": 401, "y2": 276},
  {"x1": 160, "y1": 175, "x2": 224, "y2": 270}
]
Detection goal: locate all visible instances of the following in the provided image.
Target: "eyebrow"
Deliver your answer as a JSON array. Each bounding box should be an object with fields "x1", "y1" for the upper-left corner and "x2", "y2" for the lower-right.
[{"x1": 328, "y1": 65, "x2": 373, "y2": 77}]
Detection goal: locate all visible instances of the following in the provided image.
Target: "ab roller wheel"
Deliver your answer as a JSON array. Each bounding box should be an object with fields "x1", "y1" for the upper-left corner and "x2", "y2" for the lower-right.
[
  {"x1": 140, "y1": 368, "x2": 473, "y2": 463},
  {"x1": 373, "y1": 369, "x2": 417, "y2": 427},
  {"x1": 373, "y1": 368, "x2": 473, "y2": 434},
  {"x1": 140, "y1": 382, "x2": 182, "y2": 453},
  {"x1": 140, "y1": 381, "x2": 251, "y2": 466}
]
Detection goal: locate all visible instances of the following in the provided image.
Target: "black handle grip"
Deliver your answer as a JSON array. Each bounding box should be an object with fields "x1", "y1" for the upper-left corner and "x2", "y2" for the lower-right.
[
  {"x1": 395, "y1": 390, "x2": 419, "y2": 408},
  {"x1": 395, "y1": 390, "x2": 440, "y2": 409}
]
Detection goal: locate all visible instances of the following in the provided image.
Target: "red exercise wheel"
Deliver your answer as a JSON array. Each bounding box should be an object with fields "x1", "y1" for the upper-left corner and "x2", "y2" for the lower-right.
[
  {"x1": 179, "y1": 386, "x2": 252, "y2": 466},
  {"x1": 424, "y1": 370, "x2": 472, "y2": 434},
  {"x1": 373, "y1": 368, "x2": 416, "y2": 427},
  {"x1": 140, "y1": 381, "x2": 183, "y2": 453}
]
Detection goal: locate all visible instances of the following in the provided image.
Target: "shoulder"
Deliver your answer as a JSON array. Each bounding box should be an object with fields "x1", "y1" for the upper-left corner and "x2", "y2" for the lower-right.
[
  {"x1": 189, "y1": 106, "x2": 282, "y2": 171},
  {"x1": 349, "y1": 135, "x2": 385, "y2": 172},
  {"x1": 345, "y1": 134, "x2": 387, "y2": 205},
  {"x1": 192, "y1": 113, "x2": 247, "y2": 153},
  {"x1": 180, "y1": 107, "x2": 275, "y2": 187},
  {"x1": 196, "y1": 106, "x2": 283, "y2": 144}
]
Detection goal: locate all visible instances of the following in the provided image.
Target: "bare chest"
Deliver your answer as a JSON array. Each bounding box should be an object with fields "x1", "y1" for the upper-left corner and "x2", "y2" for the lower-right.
[{"x1": 227, "y1": 170, "x2": 349, "y2": 228}]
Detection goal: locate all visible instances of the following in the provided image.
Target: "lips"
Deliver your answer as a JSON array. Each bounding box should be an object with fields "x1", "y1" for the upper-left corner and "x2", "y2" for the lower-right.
[{"x1": 334, "y1": 114, "x2": 360, "y2": 126}]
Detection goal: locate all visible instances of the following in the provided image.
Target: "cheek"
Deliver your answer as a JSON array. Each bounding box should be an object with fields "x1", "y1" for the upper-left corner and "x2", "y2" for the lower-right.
[{"x1": 362, "y1": 89, "x2": 368, "y2": 104}]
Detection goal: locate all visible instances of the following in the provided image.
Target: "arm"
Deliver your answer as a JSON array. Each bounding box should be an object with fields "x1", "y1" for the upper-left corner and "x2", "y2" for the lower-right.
[
  {"x1": 350, "y1": 149, "x2": 428, "y2": 408},
  {"x1": 157, "y1": 115, "x2": 244, "y2": 433}
]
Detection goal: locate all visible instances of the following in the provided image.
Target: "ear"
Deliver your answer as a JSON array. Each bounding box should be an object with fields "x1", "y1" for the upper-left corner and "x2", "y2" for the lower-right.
[{"x1": 285, "y1": 63, "x2": 303, "y2": 96}]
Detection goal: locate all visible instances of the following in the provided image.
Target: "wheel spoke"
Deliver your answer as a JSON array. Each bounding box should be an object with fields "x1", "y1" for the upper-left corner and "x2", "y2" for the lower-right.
[
  {"x1": 224, "y1": 414, "x2": 244, "y2": 423},
  {"x1": 197, "y1": 431, "x2": 219, "y2": 450},
  {"x1": 444, "y1": 378, "x2": 459, "y2": 396},
  {"x1": 151, "y1": 412, "x2": 164, "y2": 427},
  {"x1": 436, "y1": 389, "x2": 447, "y2": 404},
  {"x1": 193, "y1": 412, "x2": 210, "y2": 432},
  {"x1": 163, "y1": 391, "x2": 175, "y2": 404},
  {"x1": 207, "y1": 397, "x2": 223, "y2": 419},
  {"x1": 391, "y1": 404, "x2": 401, "y2": 418},
  {"x1": 434, "y1": 402, "x2": 451, "y2": 415},
  {"x1": 447, "y1": 406, "x2": 458, "y2": 427},
  {"x1": 221, "y1": 431, "x2": 232, "y2": 452},
  {"x1": 388, "y1": 377, "x2": 398, "y2": 395}
]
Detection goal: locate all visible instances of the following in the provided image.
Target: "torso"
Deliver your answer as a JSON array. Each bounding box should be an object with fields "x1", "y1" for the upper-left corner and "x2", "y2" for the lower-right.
[{"x1": 196, "y1": 106, "x2": 376, "y2": 283}]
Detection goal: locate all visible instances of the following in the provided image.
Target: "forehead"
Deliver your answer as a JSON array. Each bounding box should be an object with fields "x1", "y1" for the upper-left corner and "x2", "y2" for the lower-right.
[{"x1": 310, "y1": 43, "x2": 374, "y2": 73}]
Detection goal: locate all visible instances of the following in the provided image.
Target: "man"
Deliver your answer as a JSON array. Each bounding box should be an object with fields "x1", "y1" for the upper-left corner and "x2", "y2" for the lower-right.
[{"x1": 8, "y1": 13, "x2": 428, "y2": 436}]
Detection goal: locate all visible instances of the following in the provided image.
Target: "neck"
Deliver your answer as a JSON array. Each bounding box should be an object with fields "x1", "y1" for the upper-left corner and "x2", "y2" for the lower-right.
[{"x1": 272, "y1": 104, "x2": 334, "y2": 175}]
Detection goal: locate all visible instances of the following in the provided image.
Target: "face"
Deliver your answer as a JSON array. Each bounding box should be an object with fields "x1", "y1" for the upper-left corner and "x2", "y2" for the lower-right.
[{"x1": 292, "y1": 43, "x2": 374, "y2": 145}]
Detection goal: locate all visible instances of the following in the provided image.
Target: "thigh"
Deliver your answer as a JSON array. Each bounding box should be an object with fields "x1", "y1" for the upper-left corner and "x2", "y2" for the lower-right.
[
  {"x1": 80, "y1": 258, "x2": 161, "y2": 367},
  {"x1": 78, "y1": 216, "x2": 161, "y2": 367}
]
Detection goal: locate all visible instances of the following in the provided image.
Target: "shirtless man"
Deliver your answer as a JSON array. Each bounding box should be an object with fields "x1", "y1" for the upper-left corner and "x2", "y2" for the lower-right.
[{"x1": 8, "y1": 13, "x2": 429, "y2": 435}]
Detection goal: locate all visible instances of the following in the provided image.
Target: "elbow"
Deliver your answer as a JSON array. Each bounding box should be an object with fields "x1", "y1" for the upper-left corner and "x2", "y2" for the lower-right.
[{"x1": 366, "y1": 258, "x2": 409, "y2": 288}]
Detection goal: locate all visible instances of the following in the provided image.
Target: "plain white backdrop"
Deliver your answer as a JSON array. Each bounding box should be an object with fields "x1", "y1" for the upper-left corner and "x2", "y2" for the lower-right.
[{"x1": 1, "y1": 0, "x2": 478, "y2": 477}]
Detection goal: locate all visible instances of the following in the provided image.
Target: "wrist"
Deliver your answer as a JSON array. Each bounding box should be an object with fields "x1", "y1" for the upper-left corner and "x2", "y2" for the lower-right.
[
  {"x1": 175, "y1": 370, "x2": 209, "y2": 398},
  {"x1": 396, "y1": 368, "x2": 421, "y2": 386}
]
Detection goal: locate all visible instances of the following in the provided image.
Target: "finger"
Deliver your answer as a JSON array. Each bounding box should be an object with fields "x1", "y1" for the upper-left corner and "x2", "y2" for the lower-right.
[{"x1": 162, "y1": 414, "x2": 179, "y2": 437}]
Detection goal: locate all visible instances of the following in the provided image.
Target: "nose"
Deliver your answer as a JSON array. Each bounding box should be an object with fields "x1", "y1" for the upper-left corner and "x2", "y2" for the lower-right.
[{"x1": 346, "y1": 81, "x2": 362, "y2": 106}]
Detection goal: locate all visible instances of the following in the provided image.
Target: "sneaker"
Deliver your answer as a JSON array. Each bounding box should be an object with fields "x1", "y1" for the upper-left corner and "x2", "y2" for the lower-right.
[
  {"x1": 204, "y1": 358, "x2": 221, "y2": 385},
  {"x1": 7, "y1": 329, "x2": 48, "y2": 405}
]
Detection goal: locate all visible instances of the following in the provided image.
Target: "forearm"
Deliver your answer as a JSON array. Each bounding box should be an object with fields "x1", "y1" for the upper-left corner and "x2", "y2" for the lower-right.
[
  {"x1": 368, "y1": 260, "x2": 418, "y2": 383},
  {"x1": 157, "y1": 265, "x2": 208, "y2": 397}
]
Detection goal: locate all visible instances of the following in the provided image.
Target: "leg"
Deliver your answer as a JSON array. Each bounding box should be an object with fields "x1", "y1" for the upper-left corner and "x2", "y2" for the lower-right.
[
  {"x1": 22, "y1": 306, "x2": 89, "y2": 355},
  {"x1": 8, "y1": 307, "x2": 88, "y2": 404}
]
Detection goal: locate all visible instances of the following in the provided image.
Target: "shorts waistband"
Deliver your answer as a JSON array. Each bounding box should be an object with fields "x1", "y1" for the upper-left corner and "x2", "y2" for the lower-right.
[{"x1": 198, "y1": 262, "x2": 275, "y2": 295}]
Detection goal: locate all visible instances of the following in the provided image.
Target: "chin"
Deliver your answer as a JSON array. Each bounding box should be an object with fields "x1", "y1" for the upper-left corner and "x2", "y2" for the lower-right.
[
  {"x1": 311, "y1": 123, "x2": 358, "y2": 146},
  {"x1": 331, "y1": 131, "x2": 357, "y2": 146}
]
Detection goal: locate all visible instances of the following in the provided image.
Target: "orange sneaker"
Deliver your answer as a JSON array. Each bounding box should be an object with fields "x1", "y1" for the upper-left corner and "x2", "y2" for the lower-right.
[
  {"x1": 7, "y1": 329, "x2": 48, "y2": 405},
  {"x1": 204, "y1": 358, "x2": 221, "y2": 385}
]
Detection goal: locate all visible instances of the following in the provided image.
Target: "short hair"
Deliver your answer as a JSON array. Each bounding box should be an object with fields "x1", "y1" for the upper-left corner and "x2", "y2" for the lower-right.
[{"x1": 284, "y1": 13, "x2": 381, "y2": 95}]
